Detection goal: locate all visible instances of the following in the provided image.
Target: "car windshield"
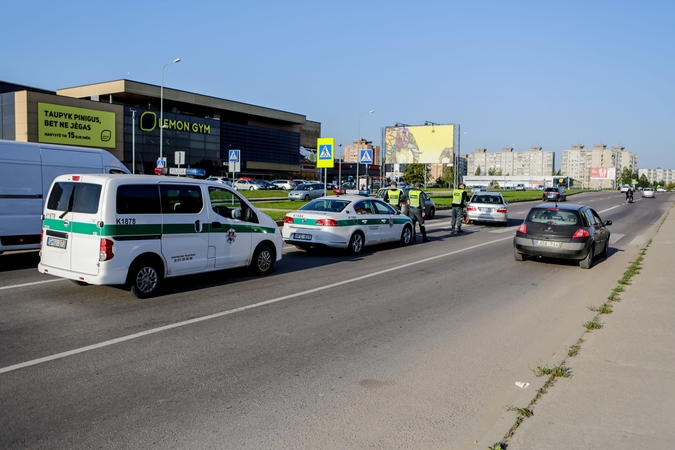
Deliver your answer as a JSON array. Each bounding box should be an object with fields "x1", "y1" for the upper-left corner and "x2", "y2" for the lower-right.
[
  {"x1": 527, "y1": 208, "x2": 580, "y2": 226},
  {"x1": 300, "y1": 199, "x2": 350, "y2": 212}
]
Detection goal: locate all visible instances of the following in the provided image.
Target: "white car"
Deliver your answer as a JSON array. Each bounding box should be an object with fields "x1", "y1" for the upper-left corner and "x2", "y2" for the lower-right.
[
  {"x1": 233, "y1": 179, "x2": 263, "y2": 190},
  {"x1": 656, "y1": 187, "x2": 667, "y2": 192},
  {"x1": 282, "y1": 196, "x2": 414, "y2": 254},
  {"x1": 642, "y1": 187, "x2": 656, "y2": 198},
  {"x1": 466, "y1": 192, "x2": 508, "y2": 225},
  {"x1": 620, "y1": 186, "x2": 630, "y2": 193},
  {"x1": 207, "y1": 176, "x2": 233, "y2": 187}
]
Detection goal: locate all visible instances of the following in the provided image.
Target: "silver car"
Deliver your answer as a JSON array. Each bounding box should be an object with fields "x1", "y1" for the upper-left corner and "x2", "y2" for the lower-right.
[
  {"x1": 233, "y1": 179, "x2": 263, "y2": 190},
  {"x1": 466, "y1": 192, "x2": 508, "y2": 225},
  {"x1": 288, "y1": 182, "x2": 326, "y2": 201},
  {"x1": 642, "y1": 187, "x2": 656, "y2": 198}
]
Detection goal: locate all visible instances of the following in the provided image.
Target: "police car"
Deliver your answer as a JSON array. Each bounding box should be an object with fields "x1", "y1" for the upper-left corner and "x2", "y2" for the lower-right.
[
  {"x1": 38, "y1": 174, "x2": 283, "y2": 298},
  {"x1": 282, "y1": 195, "x2": 414, "y2": 254}
]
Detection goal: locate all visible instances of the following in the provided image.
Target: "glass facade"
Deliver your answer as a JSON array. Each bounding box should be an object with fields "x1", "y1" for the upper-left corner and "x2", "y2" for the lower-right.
[
  {"x1": 220, "y1": 122, "x2": 300, "y2": 167},
  {"x1": 0, "y1": 93, "x2": 15, "y2": 140},
  {"x1": 123, "y1": 106, "x2": 221, "y2": 174}
]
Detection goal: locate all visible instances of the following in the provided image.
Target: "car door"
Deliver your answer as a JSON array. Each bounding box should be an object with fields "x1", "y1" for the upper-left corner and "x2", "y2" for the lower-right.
[
  {"x1": 159, "y1": 183, "x2": 210, "y2": 275},
  {"x1": 207, "y1": 186, "x2": 253, "y2": 269},
  {"x1": 373, "y1": 200, "x2": 400, "y2": 242},
  {"x1": 352, "y1": 199, "x2": 381, "y2": 243},
  {"x1": 588, "y1": 208, "x2": 609, "y2": 255}
]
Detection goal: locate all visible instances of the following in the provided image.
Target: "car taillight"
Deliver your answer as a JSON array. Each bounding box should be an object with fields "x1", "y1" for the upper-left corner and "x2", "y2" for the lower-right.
[
  {"x1": 467, "y1": 206, "x2": 477, "y2": 211},
  {"x1": 316, "y1": 218, "x2": 338, "y2": 226},
  {"x1": 284, "y1": 216, "x2": 295, "y2": 223},
  {"x1": 99, "y1": 238, "x2": 114, "y2": 261},
  {"x1": 572, "y1": 228, "x2": 590, "y2": 239},
  {"x1": 517, "y1": 223, "x2": 527, "y2": 234},
  {"x1": 497, "y1": 207, "x2": 507, "y2": 213}
]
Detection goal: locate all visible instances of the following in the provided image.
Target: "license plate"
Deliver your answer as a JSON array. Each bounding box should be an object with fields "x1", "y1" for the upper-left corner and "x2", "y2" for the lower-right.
[
  {"x1": 479, "y1": 207, "x2": 492, "y2": 212},
  {"x1": 46, "y1": 236, "x2": 67, "y2": 249},
  {"x1": 534, "y1": 240, "x2": 561, "y2": 248},
  {"x1": 292, "y1": 233, "x2": 312, "y2": 241}
]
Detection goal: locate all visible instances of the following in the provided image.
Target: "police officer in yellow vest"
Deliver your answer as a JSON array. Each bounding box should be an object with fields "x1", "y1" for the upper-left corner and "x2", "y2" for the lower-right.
[
  {"x1": 407, "y1": 182, "x2": 430, "y2": 243},
  {"x1": 451, "y1": 182, "x2": 470, "y2": 232},
  {"x1": 383, "y1": 181, "x2": 405, "y2": 212}
]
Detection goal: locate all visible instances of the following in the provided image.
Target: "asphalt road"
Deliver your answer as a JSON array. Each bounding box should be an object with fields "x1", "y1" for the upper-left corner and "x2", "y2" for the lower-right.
[{"x1": 1, "y1": 191, "x2": 672, "y2": 449}]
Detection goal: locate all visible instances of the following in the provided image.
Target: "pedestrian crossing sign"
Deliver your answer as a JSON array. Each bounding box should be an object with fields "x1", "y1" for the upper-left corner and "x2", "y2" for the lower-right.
[
  {"x1": 316, "y1": 137, "x2": 335, "y2": 168},
  {"x1": 228, "y1": 149, "x2": 240, "y2": 163},
  {"x1": 360, "y1": 149, "x2": 373, "y2": 164}
]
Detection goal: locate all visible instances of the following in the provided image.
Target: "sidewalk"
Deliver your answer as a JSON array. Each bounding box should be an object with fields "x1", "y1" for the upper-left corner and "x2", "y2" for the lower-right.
[{"x1": 506, "y1": 205, "x2": 675, "y2": 449}]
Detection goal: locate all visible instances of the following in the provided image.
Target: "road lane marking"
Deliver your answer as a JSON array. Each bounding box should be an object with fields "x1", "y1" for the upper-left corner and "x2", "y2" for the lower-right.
[
  {"x1": 0, "y1": 278, "x2": 67, "y2": 291},
  {"x1": 0, "y1": 235, "x2": 514, "y2": 375},
  {"x1": 609, "y1": 233, "x2": 625, "y2": 244},
  {"x1": 598, "y1": 205, "x2": 622, "y2": 214}
]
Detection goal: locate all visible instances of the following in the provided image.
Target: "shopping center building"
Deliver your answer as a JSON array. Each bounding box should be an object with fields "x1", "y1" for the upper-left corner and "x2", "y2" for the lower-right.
[{"x1": 0, "y1": 80, "x2": 321, "y2": 179}]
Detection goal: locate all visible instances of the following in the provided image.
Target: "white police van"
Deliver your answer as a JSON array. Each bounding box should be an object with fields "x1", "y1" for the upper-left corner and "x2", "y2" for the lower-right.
[{"x1": 38, "y1": 174, "x2": 282, "y2": 298}]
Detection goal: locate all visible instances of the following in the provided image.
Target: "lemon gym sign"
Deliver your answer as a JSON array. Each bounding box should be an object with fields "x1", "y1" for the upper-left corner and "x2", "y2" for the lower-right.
[
  {"x1": 139, "y1": 111, "x2": 212, "y2": 135},
  {"x1": 38, "y1": 103, "x2": 116, "y2": 148}
]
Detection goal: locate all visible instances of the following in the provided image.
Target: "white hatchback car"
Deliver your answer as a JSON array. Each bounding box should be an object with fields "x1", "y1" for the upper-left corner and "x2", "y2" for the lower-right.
[
  {"x1": 282, "y1": 196, "x2": 414, "y2": 254},
  {"x1": 642, "y1": 187, "x2": 656, "y2": 198}
]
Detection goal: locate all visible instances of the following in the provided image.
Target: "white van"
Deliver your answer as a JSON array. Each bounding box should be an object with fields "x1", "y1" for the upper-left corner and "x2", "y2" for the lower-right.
[
  {"x1": 0, "y1": 140, "x2": 129, "y2": 254},
  {"x1": 38, "y1": 174, "x2": 282, "y2": 298}
]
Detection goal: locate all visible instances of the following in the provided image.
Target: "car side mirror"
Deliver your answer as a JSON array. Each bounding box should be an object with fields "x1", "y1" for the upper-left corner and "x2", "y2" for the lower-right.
[
  {"x1": 505, "y1": 202, "x2": 509, "y2": 205},
  {"x1": 604, "y1": 220, "x2": 612, "y2": 226}
]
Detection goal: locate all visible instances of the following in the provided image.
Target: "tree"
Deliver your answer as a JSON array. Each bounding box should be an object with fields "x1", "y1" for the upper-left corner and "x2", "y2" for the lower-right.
[
  {"x1": 619, "y1": 166, "x2": 633, "y2": 186},
  {"x1": 658, "y1": 179, "x2": 666, "y2": 188},
  {"x1": 489, "y1": 180, "x2": 500, "y2": 188},
  {"x1": 638, "y1": 174, "x2": 650, "y2": 188},
  {"x1": 487, "y1": 168, "x2": 496, "y2": 176},
  {"x1": 402, "y1": 164, "x2": 430, "y2": 185},
  {"x1": 553, "y1": 169, "x2": 561, "y2": 176},
  {"x1": 665, "y1": 182, "x2": 675, "y2": 191},
  {"x1": 436, "y1": 165, "x2": 455, "y2": 188},
  {"x1": 475, "y1": 165, "x2": 482, "y2": 176}
]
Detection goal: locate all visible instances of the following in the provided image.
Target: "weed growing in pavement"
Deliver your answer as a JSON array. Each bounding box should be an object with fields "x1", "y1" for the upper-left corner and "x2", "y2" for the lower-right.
[
  {"x1": 531, "y1": 363, "x2": 572, "y2": 378},
  {"x1": 608, "y1": 286, "x2": 624, "y2": 302},
  {"x1": 596, "y1": 303, "x2": 613, "y2": 315},
  {"x1": 567, "y1": 338, "x2": 584, "y2": 357},
  {"x1": 488, "y1": 443, "x2": 505, "y2": 450},
  {"x1": 583, "y1": 317, "x2": 603, "y2": 330},
  {"x1": 507, "y1": 406, "x2": 534, "y2": 418}
]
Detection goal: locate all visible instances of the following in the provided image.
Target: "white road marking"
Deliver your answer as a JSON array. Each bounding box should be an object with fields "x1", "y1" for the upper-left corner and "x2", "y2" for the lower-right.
[
  {"x1": 0, "y1": 278, "x2": 67, "y2": 291},
  {"x1": 0, "y1": 235, "x2": 514, "y2": 375},
  {"x1": 609, "y1": 233, "x2": 625, "y2": 244},
  {"x1": 598, "y1": 205, "x2": 622, "y2": 214}
]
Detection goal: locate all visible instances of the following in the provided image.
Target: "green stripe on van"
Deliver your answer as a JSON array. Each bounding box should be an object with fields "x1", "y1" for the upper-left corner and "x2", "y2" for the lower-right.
[{"x1": 43, "y1": 219, "x2": 277, "y2": 237}]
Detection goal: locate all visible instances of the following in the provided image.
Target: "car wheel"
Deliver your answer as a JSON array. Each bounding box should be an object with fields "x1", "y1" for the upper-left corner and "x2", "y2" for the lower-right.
[
  {"x1": 249, "y1": 186, "x2": 254, "y2": 190},
  {"x1": 514, "y1": 251, "x2": 526, "y2": 261},
  {"x1": 580, "y1": 244, "x2": 594, "y2": 269},
  {"x1": 250, "y1": 244, "x2": 275, "y2": 275},
  {"x1": 427, "y1": 207, "x2": 435, "y2": 220},
  {"x1": 348, "y1": 232, "x2": 364, "y2": 254},
  {"x1": 129, "y1": 259, "x2": 163, "y2": 298},
  {"x1": 304, "y1": 194, "x2": 310, "y2": 201},
  {"x1": 400, "y1": 225, "x2": 413, "y2": 246}
]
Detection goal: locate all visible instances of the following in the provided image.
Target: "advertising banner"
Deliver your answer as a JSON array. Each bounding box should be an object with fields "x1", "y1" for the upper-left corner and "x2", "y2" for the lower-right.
[
  {"x1": 385, "y1": 124, "x2": 454, "y2": 164},
  {"x1": 38, "y1": 103, "x2": 116, "y2": 148},
  {"x1": 590, "y1": 167, "x2": 616, "y2": 180}
]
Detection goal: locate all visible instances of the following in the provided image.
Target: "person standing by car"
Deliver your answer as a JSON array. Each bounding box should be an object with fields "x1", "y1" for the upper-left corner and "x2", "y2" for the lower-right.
[
  {"x1": 451, "y1": 183, "x2": 470, "y2": 232},
  {"x1": 383, "y1": 181, "x2": 405, "y2": 212},
  {"x1": 407, "y1": 182, "x2": 430, "y2": 243}
]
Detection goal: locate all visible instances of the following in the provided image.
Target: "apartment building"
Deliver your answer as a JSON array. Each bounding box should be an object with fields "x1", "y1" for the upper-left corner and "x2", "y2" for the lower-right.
[
  {"x1": 466, "y1": 147, "x2": 554, "y2": 177},
  {"x1": 561, "y1": 145, "x2": 638, "y2": 188},
  {"x1": 638, "y1": 168, "x2": 675, "y2": 186}
]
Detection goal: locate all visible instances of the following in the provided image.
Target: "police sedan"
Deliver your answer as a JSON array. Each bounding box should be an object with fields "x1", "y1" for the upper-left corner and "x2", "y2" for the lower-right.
[{"x1": 282, "y1": 196, "x2": 414, "y2": 254}]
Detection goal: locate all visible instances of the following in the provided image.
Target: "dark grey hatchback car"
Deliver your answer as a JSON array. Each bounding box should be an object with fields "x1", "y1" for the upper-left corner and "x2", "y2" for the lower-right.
[
  {"x1": 542, "y1": 187, "x2": 566, "y2": 202},
  {"x1": 513, "y1": 203, "x2": 612, "y2": 269}
]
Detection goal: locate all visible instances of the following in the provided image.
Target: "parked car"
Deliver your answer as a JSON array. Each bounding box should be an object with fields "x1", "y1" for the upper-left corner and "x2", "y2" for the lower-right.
[
  {"x1": 206, "y1": 176, "x2": 233, "y2": 187},
  {"x1": 466, "y1": 192, "x2": 508, "y2": 225},
  {"x1": 288, "y1": 182, "x2": 326, "y2": 201},
  {"x1": 656, "y1": 187, "x2": 667, "y2": 192},
  {"x1": 642, "y1": 187, "x2": 656, "y2": 198},
  {"x1": 282, "y1": 196, "x2": 414, "y2": 253},
  {"x1": 513, "y1": 203, "x2": 611, "y2": 269},
  {"x1": 271, "y1": 180, "x2": 297, "y2": 190},
  {"x1": 233, "y1": 179, "x2": 264, "y2": 190},
  {"x1": 515, "y1": 184, "x2": 526, "y2": 191},
  {"x1": 255, "y1": 179, "x2": 280, "y2": 190},
  {"x1": 542, "y1": 187, "x2": 566, "y2": 202},
  {"x1": 375, "y1": 187, "x2": 436, "y2": 219},
  {"x1": 293, "y1": 179, "x2": 309, "y2": 186}
]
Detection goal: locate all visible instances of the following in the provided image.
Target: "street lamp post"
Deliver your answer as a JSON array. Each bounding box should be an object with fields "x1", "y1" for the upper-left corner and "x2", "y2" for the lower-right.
[
  {"x1": 160, "y1": 58, "x2": 181, "y2": 160},
  {"x1": 130, "y1": 109, "x2": 136, "y2": 174},
  {"x1": 356, "y1": 110, "x2": 374, "y2": 189}
]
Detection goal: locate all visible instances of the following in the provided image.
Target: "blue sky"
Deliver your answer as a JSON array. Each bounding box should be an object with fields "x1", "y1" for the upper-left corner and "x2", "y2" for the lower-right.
[{"x1": 2, "y1": 0, "x2": 673, "y2": 169}]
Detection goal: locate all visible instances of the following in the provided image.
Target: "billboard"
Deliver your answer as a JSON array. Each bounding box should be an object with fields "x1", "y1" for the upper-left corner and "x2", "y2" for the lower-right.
[
  {"x1": 385, "y1": 124, "x2": 454, "y2": 164},
  {"x1": 38, "y1": 103, "x2": 116, "y2": 148},
  {"x1": 590, "y1": 167, "x2": 616, "y2": 180}
]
